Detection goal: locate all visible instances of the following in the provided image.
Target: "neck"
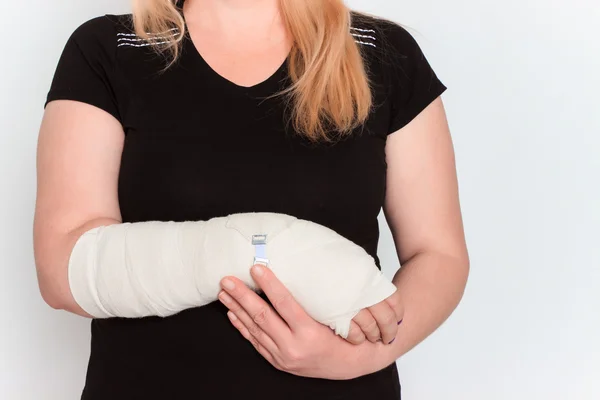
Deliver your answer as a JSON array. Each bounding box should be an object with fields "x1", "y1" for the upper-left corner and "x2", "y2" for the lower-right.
[{"x1": 184, "y1": 0, "x2": 284, "y2": 34}]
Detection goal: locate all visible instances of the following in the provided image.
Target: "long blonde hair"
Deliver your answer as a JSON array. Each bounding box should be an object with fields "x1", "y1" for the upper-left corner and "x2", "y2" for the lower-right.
[{"x1": 132, "y1": 0, "x2": 372, "y2": 142}]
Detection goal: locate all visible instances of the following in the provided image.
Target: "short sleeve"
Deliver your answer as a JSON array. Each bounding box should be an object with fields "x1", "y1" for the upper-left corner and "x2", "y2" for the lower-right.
[
  {"x1": 45, "y1": 16, "x2": 121, "y2": 122},
  {"x1": 379, "y1": 21, "x2": 447, "y2": 134}
]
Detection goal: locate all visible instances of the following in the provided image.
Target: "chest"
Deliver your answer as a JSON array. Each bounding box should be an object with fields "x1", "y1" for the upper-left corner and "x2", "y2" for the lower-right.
[{"x1": 114, "y1": 41, "x2": 392, "y2": 244}]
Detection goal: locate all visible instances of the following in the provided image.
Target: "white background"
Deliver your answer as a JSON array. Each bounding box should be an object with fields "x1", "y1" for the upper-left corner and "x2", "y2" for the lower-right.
[{"x1": 1, "y1": 0, "x2": 598, "y2": 399}]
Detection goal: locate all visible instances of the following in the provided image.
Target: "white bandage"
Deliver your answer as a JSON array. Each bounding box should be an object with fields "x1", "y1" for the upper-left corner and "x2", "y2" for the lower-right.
[{"x1": 68, "y1": 213, "x2": 397, "y2": 338}]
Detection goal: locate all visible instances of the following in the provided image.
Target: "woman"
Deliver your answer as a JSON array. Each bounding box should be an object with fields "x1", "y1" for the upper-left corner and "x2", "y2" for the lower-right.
[{"x1": 34, "y1": 0, "x2": 469, "y2": 398}]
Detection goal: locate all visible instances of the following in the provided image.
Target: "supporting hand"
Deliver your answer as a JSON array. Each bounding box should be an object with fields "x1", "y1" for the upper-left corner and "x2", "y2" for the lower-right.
[{"x1": 218, "y1": 265, "x2": 397, "y2": 380}]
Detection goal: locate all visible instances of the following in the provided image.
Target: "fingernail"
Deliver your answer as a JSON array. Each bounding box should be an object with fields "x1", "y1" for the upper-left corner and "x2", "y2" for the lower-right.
[
  {"x1": 398, "y1": 319, "x2": 403, "y2": 325},
  {"x1": 388, "y1": 338, "x2": 396, "y2": 345},
  {"x1": 227, "y1": 311, "x2": 237, "y2": 321},
  {"x1": 222, "y1": 279, "x2": 235, "y2": 290},
  {"x1": 252, "y1": 265, "x2": 265, "y2": 277},
  {"x1": 218, "y1": 292, "x2": 232, "y2": 304}
]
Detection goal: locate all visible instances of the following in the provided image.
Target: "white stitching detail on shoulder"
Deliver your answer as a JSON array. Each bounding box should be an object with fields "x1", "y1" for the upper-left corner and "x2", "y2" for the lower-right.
[
  {"x1": 117, "y1": 41, "x2": 171, "y2": 48},
  {"x1": 355, "y1": 40, "x2": 377, "y2": 48},
  {"x1": 350, "y1": 27, "x2": 377, "y2": 47},
  {"x1": 351, "y1": 33, "x2": 377, "y2": 41},
  {"x1": 350, "y1": 27, "x2": 376, "y2": 33},
  {"x1": 116, "y1": 28, "x2": 180, "y2": 48},
  {"x1": 117, "y1": 34, "x2": 178, "y2": 42}
]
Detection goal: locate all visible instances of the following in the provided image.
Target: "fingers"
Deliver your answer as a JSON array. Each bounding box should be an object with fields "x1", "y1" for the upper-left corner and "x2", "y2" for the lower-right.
[
  {"x1": 220, "y1": 275, "x2": 290, "y2": 345},
  {"x1": 345, "y1": 320, "x2": 367, "y2": 345},
  {"x1": 218, "y1": 290, "x2": 278, "y2": 355},
  {"x1": 384, "y1": 291, "x2": 403, "y2": 320},
  {"x1": 224, "y1": 309, "x2": 283, "y2": 370},
  {"x1": 351, "y1": 309, "x2": 381, "y2": 343},
  {"x1": 249, "y1": 265, "x2": 312, "y2": 331},
  {"x1": 367, "y1": 301, "x2": 399, "y2": 344}
]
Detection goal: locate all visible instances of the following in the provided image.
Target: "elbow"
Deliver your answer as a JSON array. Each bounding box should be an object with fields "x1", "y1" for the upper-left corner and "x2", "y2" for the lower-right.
[
  {"x1": 36, "y1": 266, "x2": 70, "y2": 311},
  {"x1": 37, "y1": 270, "x2": 92, "y2": 318},
  {"x1": 436, "y1": 251, "x2": 470, "y2": 303},
  {"x1": 44, "y1": 294, "x2": 67, "y2": 311},
  {"x1": 39, "y1": 281, "x2": 68, "y2": 311}
]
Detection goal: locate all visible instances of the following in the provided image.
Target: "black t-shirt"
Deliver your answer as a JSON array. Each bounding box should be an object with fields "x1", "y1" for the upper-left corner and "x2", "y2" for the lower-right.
[{"x1": 46, "y1": 10, "x2": 446, "y2": 400}]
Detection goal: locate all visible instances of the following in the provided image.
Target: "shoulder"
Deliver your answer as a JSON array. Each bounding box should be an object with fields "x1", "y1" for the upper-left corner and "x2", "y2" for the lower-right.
[
  {"x1": 66, "y1": 14, "x2": 134, "y2": 50},
  {"x1": 350, "y1": 12, "x2": 446, "y2": 93},
  {"x1": 350, "y1": 12, "x2": 447, "y2": 133},
  {"x1": 350, "y1": 12, "x2": 427, "y2": 65}
]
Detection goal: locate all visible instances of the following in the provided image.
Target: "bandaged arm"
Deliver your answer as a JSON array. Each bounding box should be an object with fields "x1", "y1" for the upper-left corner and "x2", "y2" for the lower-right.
[{"x1": 68, "y1": 213, "x2": 397, "y2": 338}]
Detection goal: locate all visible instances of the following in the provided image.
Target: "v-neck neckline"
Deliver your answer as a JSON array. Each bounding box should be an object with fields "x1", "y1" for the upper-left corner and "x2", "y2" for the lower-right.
[{"x1": 179, "y1": 0, "x2": 291, "y2": 95}]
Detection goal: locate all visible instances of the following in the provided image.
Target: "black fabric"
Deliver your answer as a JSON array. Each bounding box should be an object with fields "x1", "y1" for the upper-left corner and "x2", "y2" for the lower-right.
[{"x1": 46, "y1": 11, "x2": 446, "y2": 400}]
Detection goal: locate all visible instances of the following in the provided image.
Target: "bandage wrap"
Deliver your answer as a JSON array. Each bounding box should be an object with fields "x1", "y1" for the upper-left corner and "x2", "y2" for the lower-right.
[{"x1": 68, "y1": 213, "x2": 397, "y2": 338}]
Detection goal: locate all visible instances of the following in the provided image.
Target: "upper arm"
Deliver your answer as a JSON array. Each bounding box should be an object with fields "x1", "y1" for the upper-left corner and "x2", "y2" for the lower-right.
[
  {"x1": 34, "y1": 101, "x2": 124, "y2": 309},
  {"x1": 35, "y1": 100, "x2": 124, "y2": 234},
  {"x1": 370, "y1": 19, "x2": 466, "y2": 263},
  {"x1": 383, "y1": 97, "x2": 467, "y2": 264}
]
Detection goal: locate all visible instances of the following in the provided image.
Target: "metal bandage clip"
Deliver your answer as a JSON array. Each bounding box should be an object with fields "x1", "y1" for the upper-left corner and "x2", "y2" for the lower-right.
[{"x1": 252, "y1": 234, "x2": 269, "y2": 266}]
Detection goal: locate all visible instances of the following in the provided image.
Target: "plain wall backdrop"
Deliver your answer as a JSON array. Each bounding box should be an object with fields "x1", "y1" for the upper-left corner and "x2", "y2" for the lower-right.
[{"x1": 1, "y1": 0, "x2": 598, "y2": 399}]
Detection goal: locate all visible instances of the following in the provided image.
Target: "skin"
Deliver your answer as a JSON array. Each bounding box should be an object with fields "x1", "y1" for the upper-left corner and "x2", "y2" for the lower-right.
[{"x1": 34, "y1": 0, "x2": 469, "y2": 378}]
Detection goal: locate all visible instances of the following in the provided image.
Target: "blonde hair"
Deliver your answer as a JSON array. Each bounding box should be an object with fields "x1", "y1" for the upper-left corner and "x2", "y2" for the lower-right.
[{"x1": 132, "y1": 0, "x2": 372, "y2": 142}]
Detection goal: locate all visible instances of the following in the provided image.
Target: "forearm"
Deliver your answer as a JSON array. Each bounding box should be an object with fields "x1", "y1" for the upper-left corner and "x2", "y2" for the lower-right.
[
  {"x1": 35, "y1": 218, "x2": 212, "y2": 319},
  {"x1": 389, "y1": 251, "x2": 468, "y2": 358},
  {"x1": 66, "y1": 220, "x2": 217, "y2": 318},
  {"x1": 356, "y1": 251, "x2": 469, "y2": 375}
]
